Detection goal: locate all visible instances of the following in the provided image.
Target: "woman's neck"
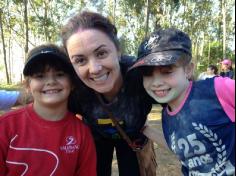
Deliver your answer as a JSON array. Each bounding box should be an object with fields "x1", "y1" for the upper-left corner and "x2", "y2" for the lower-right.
[
  {"x1": 33, "y1": 102, "x2": 68, "y2": 121},
  {"x1": 102, "y1": 73, "x2": 123, "y2": 102}
]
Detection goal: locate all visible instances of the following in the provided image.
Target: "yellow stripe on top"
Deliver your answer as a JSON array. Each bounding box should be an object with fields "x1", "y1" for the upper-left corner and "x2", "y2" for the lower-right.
[{"x1": 97, "y1": 119, "x2": 124, "y2": 126}]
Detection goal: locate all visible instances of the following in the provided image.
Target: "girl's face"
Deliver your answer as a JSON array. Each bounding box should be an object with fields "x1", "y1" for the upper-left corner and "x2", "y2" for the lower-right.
[
  {"x1": 66, "y1": 29, "x2": 122, "y2": 99},
  {"x1": 27, "y1": 68, "x2": 72, "y2": 108},
  {"x1": 143, "y1": 64, "x2": 193, "y2": 111}
]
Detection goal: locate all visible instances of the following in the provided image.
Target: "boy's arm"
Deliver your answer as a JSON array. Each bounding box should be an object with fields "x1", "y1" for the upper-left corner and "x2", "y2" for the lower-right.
[
  {"x1": 0, "y1": 121, "x2": 8, "y2": 175},
  {"x1": 76, "y1": 124, "x2": 97, "y2": 176}
]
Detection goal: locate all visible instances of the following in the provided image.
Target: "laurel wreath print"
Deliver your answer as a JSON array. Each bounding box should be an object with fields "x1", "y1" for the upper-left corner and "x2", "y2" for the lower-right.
[
  {"x1": 192, "y1": 122, "x2": 227, "y2": 174},
  {"x1": 170, "y1": 132, "x2": 176, "y2": 153}
]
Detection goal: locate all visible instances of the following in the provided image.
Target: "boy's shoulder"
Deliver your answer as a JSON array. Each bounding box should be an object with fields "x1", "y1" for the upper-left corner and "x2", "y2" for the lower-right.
[{"x1": 0, "y1": 106, "x2": 27, "y2": 123}]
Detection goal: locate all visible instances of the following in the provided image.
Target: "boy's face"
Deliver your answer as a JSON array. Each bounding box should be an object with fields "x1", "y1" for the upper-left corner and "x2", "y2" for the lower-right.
[
  {"x1": 27, "y1": 68, "x2": 72, "y2": 108},
  {"x1": 143, "y1": 64, "x2": 192, "y2": 111}
]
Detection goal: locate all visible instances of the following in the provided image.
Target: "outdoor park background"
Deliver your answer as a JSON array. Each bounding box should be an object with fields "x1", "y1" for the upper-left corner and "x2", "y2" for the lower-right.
[
  {"x1": 0, "y1": 0, "x2": 235, "y2": 86},
  {"x1": 0, "y1": 1, "x2": 235, "y2": 175}
]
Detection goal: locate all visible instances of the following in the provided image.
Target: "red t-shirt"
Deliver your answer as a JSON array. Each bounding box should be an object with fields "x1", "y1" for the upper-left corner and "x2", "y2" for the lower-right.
[{"x1": 0, "y1": 104, "x2": 96, "y2": 176}]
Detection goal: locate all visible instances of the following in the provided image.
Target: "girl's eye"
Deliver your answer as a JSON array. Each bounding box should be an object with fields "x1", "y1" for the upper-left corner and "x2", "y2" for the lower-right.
[
  {"x1": 161, "y1": 70, "x2": 173, "y2": 74},
  {"x1": 140, "y1": 67, "x2": 154, "y2": 77},
  {"x1": 160, "y1": 66, "x2": 174, "y2": 74}
]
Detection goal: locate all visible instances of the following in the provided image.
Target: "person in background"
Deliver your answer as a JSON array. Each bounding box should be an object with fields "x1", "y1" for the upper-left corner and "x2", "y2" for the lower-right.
[
  {"x1": 198, "y1": 64, "x2": 218, "y2": 80},
  {"x1": 129, "y1": 28, "x2": 235, "y2": 175},
  {"x1": 0, "y1": 43, "x2": 97, "y2": 175},
  {"x1": 61, "y1": 11, "x2": 156, "y2": 176},
  {"x1": 0, "y1": 90, "x2": 20, "y2": 110},
  {"x1": 220, "y1": 59, "x2": 234, "y2": 79}
]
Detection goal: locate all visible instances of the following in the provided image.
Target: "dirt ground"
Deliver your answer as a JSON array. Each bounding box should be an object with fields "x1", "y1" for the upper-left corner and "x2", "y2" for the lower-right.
[{"x1": 111, "y1": 105, "x2": 182, "y2": 176}]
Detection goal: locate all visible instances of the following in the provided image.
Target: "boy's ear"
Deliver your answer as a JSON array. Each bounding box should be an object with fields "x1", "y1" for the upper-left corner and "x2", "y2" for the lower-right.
[{"x1": 185, "y1": 62, "x2": 194, "y2": 79}]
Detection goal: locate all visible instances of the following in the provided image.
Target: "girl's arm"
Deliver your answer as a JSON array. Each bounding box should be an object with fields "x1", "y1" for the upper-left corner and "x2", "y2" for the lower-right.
[
  {"x1": 143, "y1": 123, "x2": 168, "y2": 149},
  {"x1": 215, "y1": 77, "x2": 235, "y2": 122}
]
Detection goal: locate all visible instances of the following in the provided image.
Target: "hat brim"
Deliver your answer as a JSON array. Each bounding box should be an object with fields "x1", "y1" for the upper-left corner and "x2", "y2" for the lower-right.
[
  {"x1": 23, "y1": 52, "x2": 72, "y2": 76},
  {"x1": 129, "y1": 50, "x2": 183, "y2": 71}
]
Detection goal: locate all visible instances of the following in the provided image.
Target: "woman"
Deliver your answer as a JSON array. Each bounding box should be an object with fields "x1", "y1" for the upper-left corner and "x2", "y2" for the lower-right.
[{"x1": 61, "y1": 11, "x2": 155, "y2": 176}]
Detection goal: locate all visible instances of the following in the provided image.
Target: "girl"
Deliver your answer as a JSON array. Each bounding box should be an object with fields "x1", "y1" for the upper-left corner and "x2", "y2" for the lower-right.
[
  {"x1": 129, "y1": 28, "x2": 235, "y2": 175},
  {"x1": 0, "y1": 44, "x2": 96, "y2": 175}
]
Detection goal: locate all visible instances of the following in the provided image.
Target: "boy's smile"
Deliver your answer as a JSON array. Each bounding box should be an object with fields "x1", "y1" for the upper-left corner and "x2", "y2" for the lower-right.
[{"x1": 28, "y1": 69, "x2": 72, "y2": 108}]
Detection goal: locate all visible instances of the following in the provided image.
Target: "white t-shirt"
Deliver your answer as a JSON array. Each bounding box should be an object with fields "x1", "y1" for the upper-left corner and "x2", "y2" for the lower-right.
[{"x1": 198, "y1": 72, "x2": 215, "y2": 80}]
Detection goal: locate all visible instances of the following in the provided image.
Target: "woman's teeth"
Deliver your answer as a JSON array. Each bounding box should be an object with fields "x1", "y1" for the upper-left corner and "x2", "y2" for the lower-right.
[{"x1": 93, "y1": 74, "x2": 108, "y2": 82}]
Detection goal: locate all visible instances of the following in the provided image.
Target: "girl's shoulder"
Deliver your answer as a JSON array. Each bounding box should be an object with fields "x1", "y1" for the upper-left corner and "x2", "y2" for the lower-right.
[{"x1": 214, "y1": 77, "x2": 235, "y2": 122}]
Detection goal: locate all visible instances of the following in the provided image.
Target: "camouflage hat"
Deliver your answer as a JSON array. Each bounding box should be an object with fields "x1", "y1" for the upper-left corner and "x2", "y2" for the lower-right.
[{"x1": 129, "y1": 28, "x2": 192, "y2": 70}]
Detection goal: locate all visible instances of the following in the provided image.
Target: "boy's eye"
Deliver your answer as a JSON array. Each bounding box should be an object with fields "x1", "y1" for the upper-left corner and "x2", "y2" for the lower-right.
[
  {"x1": 56, "y1": 72, "x2": 66, "y2": 77},
  {"x1": 33, "y1": 73, "x2": 44, "y2": 78}
]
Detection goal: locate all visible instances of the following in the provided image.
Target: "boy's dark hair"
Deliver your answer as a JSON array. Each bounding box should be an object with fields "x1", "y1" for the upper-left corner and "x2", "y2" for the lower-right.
[
  {"x1": 61, "y1": 11, "x2": 120, "y2": 51},
  {"x1": 23, "y1": 43, "x2": 76, "y2": 79}
]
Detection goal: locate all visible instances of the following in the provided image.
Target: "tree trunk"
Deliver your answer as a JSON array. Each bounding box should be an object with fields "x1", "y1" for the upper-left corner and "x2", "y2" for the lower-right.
[
  {"x1": 222, "y1": 0, "x2": 226, "y2": 58},
  {"x1": 0, "y1": 10, "x2": 10, "y2": 83},
  {"x1": 24, "y1": 0, "x2": 29, "y2": 60},
  {"x1": 145, "y1": 0, "x2": 151, "y2": 37},
  {"x1": 113, "y1": 0, "x2": 116, "y2": 25}
]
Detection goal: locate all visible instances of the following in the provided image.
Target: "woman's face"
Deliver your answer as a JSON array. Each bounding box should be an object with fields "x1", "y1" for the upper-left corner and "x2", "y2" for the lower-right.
[{"x1": 66, "y1": 29, "x2": 122, "y2": 99}]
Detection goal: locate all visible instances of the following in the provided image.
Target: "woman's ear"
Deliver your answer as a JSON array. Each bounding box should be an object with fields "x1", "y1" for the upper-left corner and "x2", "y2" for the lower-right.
[{"x1": 185, "y1": 62, "x2": 194, "y2": 79}]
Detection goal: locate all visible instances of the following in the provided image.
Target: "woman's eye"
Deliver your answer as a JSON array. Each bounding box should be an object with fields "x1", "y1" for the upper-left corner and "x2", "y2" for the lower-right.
[
  {"x1": 73, "y1": 57, "x2": 87, "y2": 66},
  {"x1": 97, "y1": 50, "x2": 108, "y2": 58}
]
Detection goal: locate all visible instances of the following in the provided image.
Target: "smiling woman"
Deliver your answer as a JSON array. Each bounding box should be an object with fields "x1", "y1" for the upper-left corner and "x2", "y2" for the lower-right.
[{"x1": 61, "y1": 11, "x2": 156, "y2": 176}]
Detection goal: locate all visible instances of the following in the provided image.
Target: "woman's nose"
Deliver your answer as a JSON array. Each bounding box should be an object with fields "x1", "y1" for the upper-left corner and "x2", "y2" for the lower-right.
[{"x1": 89, "y1": 60, "x2": 102, "y2": 74}]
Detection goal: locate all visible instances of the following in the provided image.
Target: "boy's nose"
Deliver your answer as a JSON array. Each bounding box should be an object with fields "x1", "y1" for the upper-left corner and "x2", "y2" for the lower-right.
[{"x1": 45, "y1": 76, "x2": 57, "y2": 85}]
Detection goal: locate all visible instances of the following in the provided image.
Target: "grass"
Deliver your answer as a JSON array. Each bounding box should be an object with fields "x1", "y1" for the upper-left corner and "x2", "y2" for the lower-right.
[{"x1": 0, "y1": 84, "x2": 21, "y2": 91}]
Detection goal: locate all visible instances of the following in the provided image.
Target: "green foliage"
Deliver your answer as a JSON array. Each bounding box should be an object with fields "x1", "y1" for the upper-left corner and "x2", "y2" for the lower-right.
[
  {"x1": 0, "y1": 84, "x2": 21, "y2": 91},
  {"x1": 197, "y1": 41, "x2": 235, "y2": 73},
  {"x1": 0, "y1": 0, "x2": 235, "y2": 83}
]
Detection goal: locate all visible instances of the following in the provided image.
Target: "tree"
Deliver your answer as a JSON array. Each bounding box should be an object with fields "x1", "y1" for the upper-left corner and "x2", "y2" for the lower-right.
[{"x1": 0, "y1": 9, "x2": 10, "y2": 83}]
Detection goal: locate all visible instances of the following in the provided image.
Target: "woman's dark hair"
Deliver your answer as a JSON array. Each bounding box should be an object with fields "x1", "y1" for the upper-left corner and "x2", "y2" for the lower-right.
[
  {"x1": 61, "y1": 11, "x2": 120, "y2": 51},
  {"x1": 208, "y1": 65, "x2": 218, "y2": 75}
]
